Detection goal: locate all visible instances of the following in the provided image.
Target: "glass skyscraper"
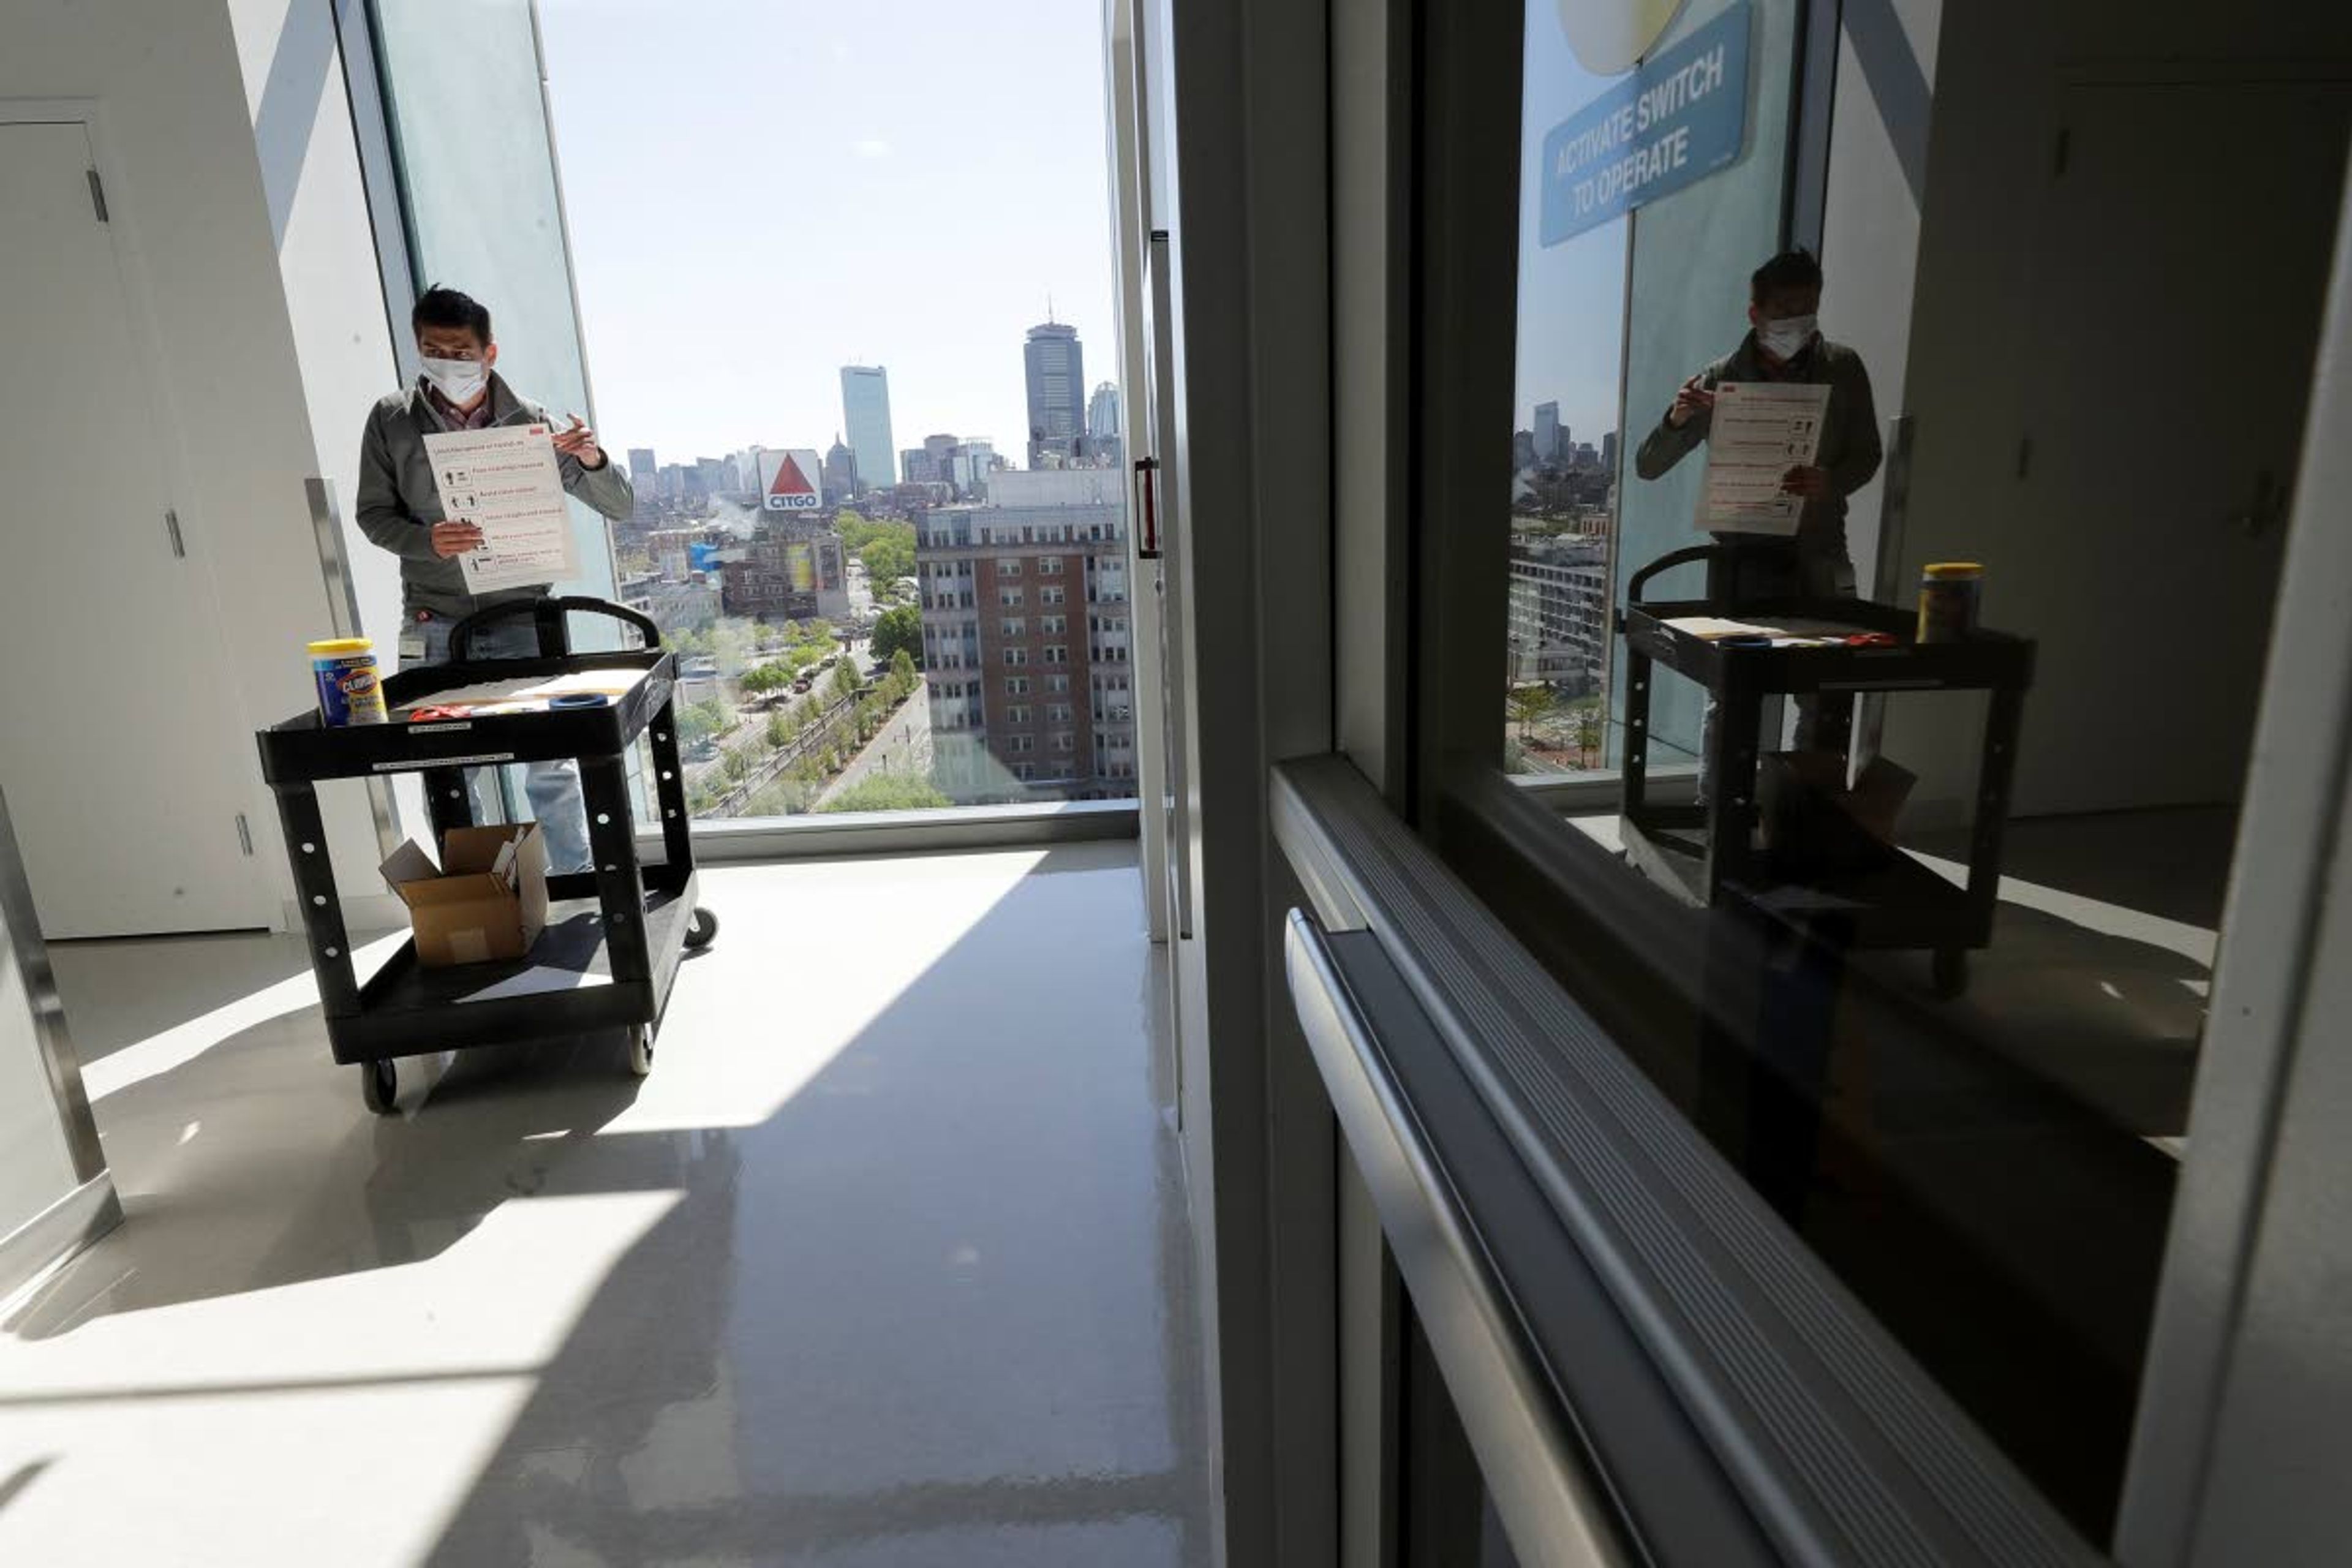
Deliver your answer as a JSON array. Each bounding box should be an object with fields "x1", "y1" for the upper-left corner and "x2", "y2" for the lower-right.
[
  {"x1": 1023, "y1": 322, "x2": 1084, "y2": 468},
  {"x1": 839, "y1": 365, "x2": 894, "y2": 494}
]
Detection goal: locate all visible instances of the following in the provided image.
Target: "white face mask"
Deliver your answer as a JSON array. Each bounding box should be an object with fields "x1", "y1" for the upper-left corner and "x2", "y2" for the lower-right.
[
  {"x1": 1757, "y1": 313, "x2": 1818, "y2": 359},
  {"x1": 421, "y1": 355, "x2": 488, "y2": 404}
]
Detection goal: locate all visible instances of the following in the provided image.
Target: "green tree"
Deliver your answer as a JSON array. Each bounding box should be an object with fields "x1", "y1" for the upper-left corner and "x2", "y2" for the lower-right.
[
  {"x1": 722, "y1": 748, "x2": 753, "y2": 782},
  {"x1": 739, "y1": 662, "x2": 792, "y2": 696},
  {"x1": 1508, "y1": 684, "x2": 1556, "y2": 745},
  {"x1": 872, "y1": 605, "x2": 924, "y2": 666},
  {"x1": 861, "y1": 533, "x2": 916, "y2": 584},
  {"x1": 820, "y1": 775, "x2": 953, "y2": 815},
  {"x1": 677, "y1": 697, "x2": 732, "y2": 748},
  {"x1": 765, "y1": 712, "x2": 792, "y2": 748},
  {"x1": 832, "y1": 660, "x2": 862, "y2": 703},
  {"x1": 666, "y1": 624, "x2": 713, "y2": 664},
  {"x1": 1571, "y1": 703, "x2": 1605, "y2": 769}
]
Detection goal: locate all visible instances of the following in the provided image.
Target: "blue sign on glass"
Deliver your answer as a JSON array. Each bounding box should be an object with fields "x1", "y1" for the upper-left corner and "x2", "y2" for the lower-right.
[{"x1": 1540, "y1": 3, "x2": 1752, "y2": 246}]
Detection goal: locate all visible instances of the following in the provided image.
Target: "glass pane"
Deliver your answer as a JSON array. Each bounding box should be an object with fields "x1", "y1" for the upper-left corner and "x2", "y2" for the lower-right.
[
  {"x1": 371, "y1": 0, "x2": 618, "y2": 614},
  {"x1": 1506, "y1": 7, "x2": 1627, "y2": 777},
  {"x1": 527, "y1": 2, "x2": 1134, "y2": 820},
  {"x1": 1508, "y1": 0, "x2": 1798, "y2": 779},
  {"x1": 1458, "y1": 0, "x2": 2352, "y2": 1544}
]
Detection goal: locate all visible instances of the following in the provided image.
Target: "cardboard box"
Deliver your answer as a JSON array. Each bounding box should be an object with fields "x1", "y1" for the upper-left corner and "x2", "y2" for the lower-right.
[{"x1": 380, "y1": 824, "x2": 549, "y2": 967}]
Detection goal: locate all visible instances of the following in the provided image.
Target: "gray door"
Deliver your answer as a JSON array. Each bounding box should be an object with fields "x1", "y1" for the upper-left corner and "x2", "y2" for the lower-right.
[
  {"x1": 2009, "y1": 77, "x2": 2351, "y2": 815},
  {"x1": 0, "y1": 121, "x2": 271, "y2": 936}
]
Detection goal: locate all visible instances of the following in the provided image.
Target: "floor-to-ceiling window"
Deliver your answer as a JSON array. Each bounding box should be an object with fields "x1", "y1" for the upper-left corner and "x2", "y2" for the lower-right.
[{"x1": 360, "y1": 0, "x2": 1137, "y2": 823}]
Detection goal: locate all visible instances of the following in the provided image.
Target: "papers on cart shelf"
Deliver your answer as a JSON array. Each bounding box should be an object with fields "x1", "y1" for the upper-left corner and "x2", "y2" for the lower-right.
[
  {"x1": 423, "y1": 423, "x2": 581, "y2": 593},
  {"x1": 394, "y1": 667, "x2": 648, "y2": 715},
  {"x1": 1663, "y1": 614, "x2": 1882, "y2": 648},
  {"x1": 1664, "y1": 616, "x2": 1782, "y2": 640},
  {"x1": 1696, "y1": 380, "x2": 1832, "y2": 535}
]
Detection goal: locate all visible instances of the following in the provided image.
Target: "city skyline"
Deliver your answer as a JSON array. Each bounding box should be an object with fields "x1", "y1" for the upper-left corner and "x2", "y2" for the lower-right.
[{"x1": 537, "y1": 0, "x2": 1117, "y2": 460}]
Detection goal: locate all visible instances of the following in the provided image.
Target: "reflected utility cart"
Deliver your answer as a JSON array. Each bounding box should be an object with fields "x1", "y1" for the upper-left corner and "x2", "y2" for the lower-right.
[
  {"x1": 257, "y1": 598, "x2": 715, "y2": 1114},
  {"x1": 1614, "y1": 545, "x2": 2034, "y2": 997}
]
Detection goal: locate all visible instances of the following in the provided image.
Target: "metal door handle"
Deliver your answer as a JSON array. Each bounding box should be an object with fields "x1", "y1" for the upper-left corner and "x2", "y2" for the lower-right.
[{"x1": 1134, "y1": 457, "x2": 1162, "y2": 559}]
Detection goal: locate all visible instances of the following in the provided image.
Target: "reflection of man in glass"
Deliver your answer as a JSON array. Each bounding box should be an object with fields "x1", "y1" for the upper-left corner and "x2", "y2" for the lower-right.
[{"x1": 1634, "y1": 249, "x2": 1881, "y2": 604}]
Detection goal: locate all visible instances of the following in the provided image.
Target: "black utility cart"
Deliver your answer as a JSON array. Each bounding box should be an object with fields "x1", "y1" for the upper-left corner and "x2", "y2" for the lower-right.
[
  {"x1": 257, "y1": 598, "x2": 716, "y2": 1114},
  {"x1": 1616, "y1": 544, "x2": 2034, "y2": 997}
]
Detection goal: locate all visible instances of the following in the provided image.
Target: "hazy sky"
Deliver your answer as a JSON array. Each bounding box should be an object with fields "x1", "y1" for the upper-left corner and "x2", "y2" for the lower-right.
[
  {"x1": 1514, "y1": 0, "x2": 1630, "y2": 451},
  {"x1": 537, "y1": 0, "x2": 1118, "y2": 466}
]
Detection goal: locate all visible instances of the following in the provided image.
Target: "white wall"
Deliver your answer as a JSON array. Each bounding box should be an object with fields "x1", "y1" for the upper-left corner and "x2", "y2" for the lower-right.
[{"x1": 2, "y1": 0, "x2": 390, "y2": 916}]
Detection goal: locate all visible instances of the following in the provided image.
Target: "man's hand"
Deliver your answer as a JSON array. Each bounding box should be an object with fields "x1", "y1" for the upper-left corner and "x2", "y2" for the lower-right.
[
  {"x1": 1780, "y1": 465, "x2": 1831, "y2": 499},
  {"x1": 431, "y1": 520, "x2": 485, "y2": 558},
  {"x1": 551, "y1": 414, "x2": 606, "y2": 470},
  {"x1": 1667, "y1": 375, "x2": 1716, "y2": 429}
]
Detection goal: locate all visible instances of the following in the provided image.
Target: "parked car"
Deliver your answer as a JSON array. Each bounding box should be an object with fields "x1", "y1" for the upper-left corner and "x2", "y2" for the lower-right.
[{"x1": 792, "y1": 676, "x2": 814, "y2": 695}]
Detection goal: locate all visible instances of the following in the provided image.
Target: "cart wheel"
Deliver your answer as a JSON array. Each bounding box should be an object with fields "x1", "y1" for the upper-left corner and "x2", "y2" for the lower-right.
[
  {"x1": 1931, "y1": 948, "x2": 1969, "y2": 1000},
  {"x1": 361, "y1": 1058, "x2": 398, "y2": 1115},
  {"x1": 627, "y1": 1024, "x2": 655, "y2": 1078},
  {"x1": 684, "y1": 906, "x2": 719, "y2": 950}
]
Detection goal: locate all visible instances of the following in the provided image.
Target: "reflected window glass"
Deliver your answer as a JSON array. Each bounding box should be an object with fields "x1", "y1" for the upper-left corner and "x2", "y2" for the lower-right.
[
  {"x1": 1465, "y1": 0, "x2": 2352, "y2": 1543},
  {"x1": 373, "y1": 0, "x2": 1136, "y2": 821}
]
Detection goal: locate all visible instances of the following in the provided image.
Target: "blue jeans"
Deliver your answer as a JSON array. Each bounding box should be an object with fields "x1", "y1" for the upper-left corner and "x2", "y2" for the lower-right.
[{"x1": 406, "y1": 610, "x2": 592, "y2": 873}]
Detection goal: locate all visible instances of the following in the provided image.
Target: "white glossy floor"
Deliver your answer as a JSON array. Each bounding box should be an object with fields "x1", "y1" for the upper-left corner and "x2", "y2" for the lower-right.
[{"x1": 2, "y1": 843, "x2": 1209, "y2": 1567}]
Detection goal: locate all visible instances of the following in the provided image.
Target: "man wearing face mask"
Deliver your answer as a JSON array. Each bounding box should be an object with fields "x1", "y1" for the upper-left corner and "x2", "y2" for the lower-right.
[
  {"x1": 1635, "y1": 248, "x2": 1881, "y2": 606},
  {"x1": 1635, "y1": 250, "x2": 1880, "y2": 761},
  {"x1": 353, "y1": 284, "x2": 635, "y2": 873}
]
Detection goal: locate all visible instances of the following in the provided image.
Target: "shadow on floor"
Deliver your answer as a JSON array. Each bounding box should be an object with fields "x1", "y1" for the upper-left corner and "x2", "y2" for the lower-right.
[
  {"x1": 45, "y1": 930, "x2": 322, "y2": 1067},
  {"x1": 11, "y1": 846, "x2": 1210, "y2": 1566}
]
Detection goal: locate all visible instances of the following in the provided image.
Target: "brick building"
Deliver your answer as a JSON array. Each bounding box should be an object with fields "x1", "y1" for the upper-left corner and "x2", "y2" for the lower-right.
[{"x1": 915, "y1": 469, "x2": 1136, "y2": 801}]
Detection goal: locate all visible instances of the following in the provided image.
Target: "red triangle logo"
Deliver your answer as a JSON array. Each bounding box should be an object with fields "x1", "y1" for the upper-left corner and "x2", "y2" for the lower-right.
[{"x1": 769, "y1": 456, "x2": 817, "y2": 497}]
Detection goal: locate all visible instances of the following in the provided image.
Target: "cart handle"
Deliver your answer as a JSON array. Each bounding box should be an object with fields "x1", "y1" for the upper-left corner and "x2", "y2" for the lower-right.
[
  {"x1": 1626, "y1": 538, "x2": 1814, "y2": 612},
  {"x1": 1626, "y1": 545, "x2": 1721, "y2": 608},
  {"x1": 450, "y1": 596, "x2": 664, "y2": 660}
]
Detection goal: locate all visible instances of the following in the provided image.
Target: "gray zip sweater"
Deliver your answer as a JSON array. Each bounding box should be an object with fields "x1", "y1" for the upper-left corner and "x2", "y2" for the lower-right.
[
  {"x1": 355, "y1": 372, "x2": 636, "y2": 619},
  {"x1": 1634, "y1": 332, "x2": 1881, "y2": 567}
]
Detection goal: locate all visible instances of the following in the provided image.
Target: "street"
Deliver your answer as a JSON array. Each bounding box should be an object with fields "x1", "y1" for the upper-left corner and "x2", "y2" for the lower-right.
[
  {"x1": 680, "y1": 635, "x2": 872, "y2": 799},
  {"x1": 817, "y1": 679, "x2": 933, "y2": 807}
]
